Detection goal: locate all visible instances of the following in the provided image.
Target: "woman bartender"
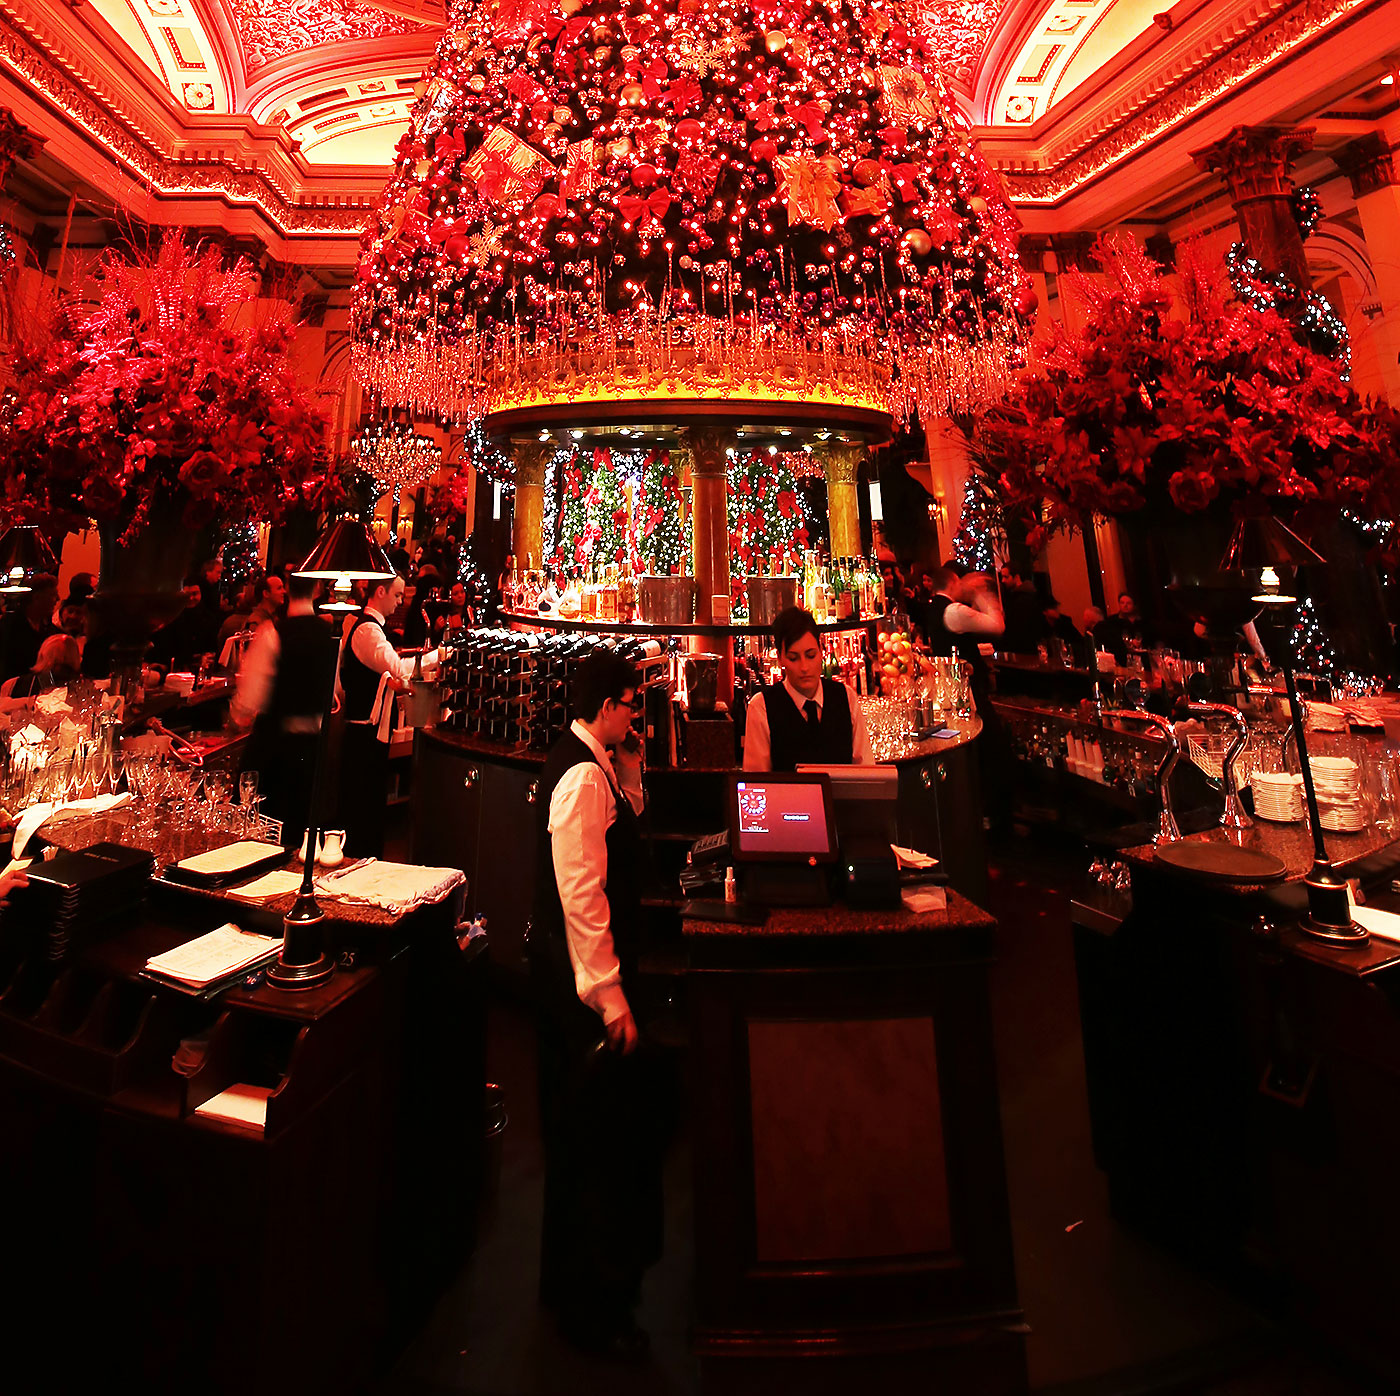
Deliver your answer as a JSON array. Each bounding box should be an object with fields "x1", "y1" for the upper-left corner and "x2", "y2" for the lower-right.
[{"x1": 744, "y1": 606, "x2": 875, "y2": 771}]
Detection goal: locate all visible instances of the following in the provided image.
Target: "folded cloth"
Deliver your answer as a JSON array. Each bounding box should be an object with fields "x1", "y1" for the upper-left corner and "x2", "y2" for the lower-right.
[
  {"x1": 891, "y1": 843, "x2": 938, "y2": 870},
  {"x1": 17, "y1": 792, "x2": 132, "y2": 859},
  {"x1": 314, "y1": 858, "x2": 464, "y2": 916}
]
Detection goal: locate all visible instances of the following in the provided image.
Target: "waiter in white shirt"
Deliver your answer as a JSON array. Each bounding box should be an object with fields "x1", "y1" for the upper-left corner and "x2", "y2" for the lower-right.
[
  {"x1": 744, "y1": 606, "x2": 875, "y2": 771},
  {"x1": 530, "y1": 649, "x2": 664, "y2": 1361},
  {"x1": 927, "y1": 563, "x2": 1011, "y2": 827},
  {"x1": 335, "y1": 573, "x2": 437, "y2": 857}
]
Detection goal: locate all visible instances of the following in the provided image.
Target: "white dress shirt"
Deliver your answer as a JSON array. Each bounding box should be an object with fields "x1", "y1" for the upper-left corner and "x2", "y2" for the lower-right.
[
  {"x1": 548, "y1": 719, "x2": 645, "y2": 1026},
  {"x1": 743, "y1": 677, "x2": 875, "y2": 771},
  {"x1": 230, "y1": 621, "x2": 280, "y2": 728},
  {"x1": 333, "y1": 606, "x2": 439, "y2": 715},
  {"x1": 936, "y1": 589, "x2": 1005, "y2": 637}
]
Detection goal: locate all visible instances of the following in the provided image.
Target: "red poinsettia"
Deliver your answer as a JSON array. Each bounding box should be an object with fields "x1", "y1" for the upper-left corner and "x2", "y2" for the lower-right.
[
  {"x1": 0, "y1": 239, "x2": 331, "y2": 541},
  {"x1": 976, "y1": 237, "x2": 1400, "y2": 550}
]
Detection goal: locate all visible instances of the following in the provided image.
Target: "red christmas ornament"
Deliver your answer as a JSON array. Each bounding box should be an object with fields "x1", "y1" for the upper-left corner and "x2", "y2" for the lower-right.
[
  {"x1": 853, "y1": 158, "x2": 881, "y2": 187},
  {"x1": 750, "y1": 138, "x2": 778, "y2": 163},
  {"x1": 675, "y1": 117, "x2": 703, "y2": 142},
  {"x1": 630, "y1": 163, "x2": 660, "y2": 188}
]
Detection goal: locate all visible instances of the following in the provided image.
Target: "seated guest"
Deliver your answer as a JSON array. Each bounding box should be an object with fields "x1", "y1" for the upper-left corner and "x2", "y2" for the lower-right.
[
  {"x1": 218, "y1": 574, "x2": 284, "y2": 647},
  {"x1": 1041, "y1": 596, "x2": 1081, "y2": 649},
  {"x1": 58, "y1": 597, "x2": 88, "y2": 658},
  {"x1": 432, "y1": 581, "x2": 470, "y2": 638},
  {"x1": 150, "y1": 576, "x2": 219, "y2": 672},
  {"x1": 2, "y1": 633, "x2": 81, "y2": 697},
  {"x1": 2, "y1": 574, "x2": 58, "y2": 680},
  {"x1": 1097, "y1": 591, "x2": 1149, "y2": 664},
  {"x1": 744, "y1": 606, "x2": 874, "y2": 770},
  {"x1": 999, "y1": 569, "x2": 1045, "y2": 654}
]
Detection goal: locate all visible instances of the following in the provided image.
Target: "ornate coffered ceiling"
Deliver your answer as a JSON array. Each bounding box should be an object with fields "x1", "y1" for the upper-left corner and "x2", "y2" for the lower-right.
[{"x1": 0, "y1": 0, "x2": 1395, "y2": 256}]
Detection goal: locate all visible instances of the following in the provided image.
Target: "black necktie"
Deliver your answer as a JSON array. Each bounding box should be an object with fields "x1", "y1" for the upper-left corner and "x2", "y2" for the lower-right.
[{"x1": 804, "y1": 699, "x2": 820, "y2": 725}]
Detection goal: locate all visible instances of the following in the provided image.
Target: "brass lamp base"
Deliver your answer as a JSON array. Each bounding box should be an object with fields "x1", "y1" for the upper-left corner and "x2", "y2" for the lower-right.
[
  {"x1": 1299, "y1": 869, "x2": 1368, "y2": 949},
  {"x1": 266, "y1": 895, "x2": 335, "y2": 990}
]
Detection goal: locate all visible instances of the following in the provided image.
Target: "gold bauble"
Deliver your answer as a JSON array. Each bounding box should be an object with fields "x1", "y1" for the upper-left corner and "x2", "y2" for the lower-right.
[
  {"x1": 594, "y1": 45, "x2": 612, "y2": 63},
  {"x1": 764, "y1": 29, "x2": 786, "y2": 53},
  {"x1": 607, "y1": 137, "x2": 634, "y2": 160},
  {"x1": 552, "y1": 105, "x2": 572, "y2": 125},
  {"x1": 468, "y1": 74, "x2": 486, "y2": 91},
  {"x1": 968, "y1": 195, "x2": 989, "y2": 214},
  {"x1": 819, "y1": 154, "x2": 841, "y2": 175},
  {"x1": 903, "y1": 229, "x2": 933, "y2": 256},
  {"x1": 621, "y1": 81, "x2": 645, "y2": 105}
]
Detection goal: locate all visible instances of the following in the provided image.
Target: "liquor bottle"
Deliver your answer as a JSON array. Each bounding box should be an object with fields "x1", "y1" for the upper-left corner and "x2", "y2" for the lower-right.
[{"x1": 835, "y1": 560, "x2": 853, "y2": 621}]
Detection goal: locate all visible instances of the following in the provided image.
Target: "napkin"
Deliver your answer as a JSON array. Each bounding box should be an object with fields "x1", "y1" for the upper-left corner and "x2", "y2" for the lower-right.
[
  {"x1": 314, "y1": 858, "x2": 464, "y2": 915},
  {"x1": 13, "y1": 792, "x2": 132, "y2": 859}
]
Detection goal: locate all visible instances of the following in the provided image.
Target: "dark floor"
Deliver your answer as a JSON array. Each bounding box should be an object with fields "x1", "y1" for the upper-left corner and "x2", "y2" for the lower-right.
[{"x1": 379, "y1": 825, "x2": 1384, "y2": 1396}]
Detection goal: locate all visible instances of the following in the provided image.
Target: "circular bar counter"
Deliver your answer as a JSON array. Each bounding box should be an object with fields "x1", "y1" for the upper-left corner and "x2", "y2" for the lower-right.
[{"x1": 411, "y1": 713, "x2": 985, "y2": 977}]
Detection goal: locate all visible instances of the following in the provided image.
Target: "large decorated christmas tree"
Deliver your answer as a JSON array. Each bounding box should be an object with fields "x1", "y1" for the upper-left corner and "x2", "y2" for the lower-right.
[{"x1": 351, "y1": 0, "x2": 1029, "y2": 430}]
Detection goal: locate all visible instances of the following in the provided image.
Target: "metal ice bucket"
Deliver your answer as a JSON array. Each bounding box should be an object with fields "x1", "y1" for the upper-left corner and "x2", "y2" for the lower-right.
[
  {"x1": 745, "y1": 575, "x2": 798, "y2": 626},
  {"x1": 639, "y1": 575, "x2": 699, "y2": 625}
]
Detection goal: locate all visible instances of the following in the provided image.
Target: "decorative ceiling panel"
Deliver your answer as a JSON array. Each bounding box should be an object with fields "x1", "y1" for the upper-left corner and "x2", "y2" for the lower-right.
[
  {"x1": 228, "y1": 0, "x2": 429, "y2": 75},
  {"x1": 915, "y1": 0, "x2": 1009, "y2": 88}
]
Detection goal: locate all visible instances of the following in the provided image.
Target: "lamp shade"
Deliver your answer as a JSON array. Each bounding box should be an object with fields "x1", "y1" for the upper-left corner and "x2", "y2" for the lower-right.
[
  {"x1": 1220, "y1": 515, "x2": 1325, "y2": 573},
  {"x1": 0, "y1": 525, "x2": 59, "y2": 579},
  {"x1": 294, "y1": 517, "x2": 395, "y2": 581}
]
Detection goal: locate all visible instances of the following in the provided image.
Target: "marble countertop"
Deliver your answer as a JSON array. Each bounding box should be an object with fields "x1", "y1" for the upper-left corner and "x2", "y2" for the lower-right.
[{"x1": 682, "y1": 887, "x2": 995, "y2": 938}]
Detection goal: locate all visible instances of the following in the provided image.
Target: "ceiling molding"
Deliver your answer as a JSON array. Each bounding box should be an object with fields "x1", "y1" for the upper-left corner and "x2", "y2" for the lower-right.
[
  {"x1": 981, "y1": 0, "x2": 1386, "y2": 206},
  {"x1": 0, "y1": 0, "x2": 382, "y2": 245}
]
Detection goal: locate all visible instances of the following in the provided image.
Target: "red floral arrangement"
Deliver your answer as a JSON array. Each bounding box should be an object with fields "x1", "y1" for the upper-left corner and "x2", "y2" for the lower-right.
[
  {"x1": 976, "y1": 237, "x2": 1400, "y2": 550},
  {"x1": 0, "y1": 239, "x2": 334, "y2": 539}
]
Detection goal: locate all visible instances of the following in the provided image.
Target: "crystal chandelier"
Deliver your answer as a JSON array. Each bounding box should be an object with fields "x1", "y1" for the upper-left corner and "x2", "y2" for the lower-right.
[{"x1": 351, "y1": 420, "x2": 442, "y2": 494}]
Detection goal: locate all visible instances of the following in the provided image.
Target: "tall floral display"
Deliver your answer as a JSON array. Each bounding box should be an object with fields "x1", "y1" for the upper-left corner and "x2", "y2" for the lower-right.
[
  {"x1": 552, "y1": 446, "x2": 689, "y2": 573},
  {"x1": 976, "y1": 238, "x2": 1400, "y2": 550},
  {"x1": 728, "y1": 448, "x2": 809, "y2": 577},
  {"x1": 350, "y1": 0, "x2": 1029, "y2": 429},
  {"x1": 0, "y1": 239, "x2": 332, "y2": 653},
  {"x1": 0, "y1": 239, "x2": 331, "y2": 542}
]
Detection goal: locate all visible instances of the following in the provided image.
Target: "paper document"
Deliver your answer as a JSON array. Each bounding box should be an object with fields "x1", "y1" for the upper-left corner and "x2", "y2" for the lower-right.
[
  {"x1": 145, "y1": 923, "x2": 280, "y2": 987},
  {"x1": 194, "y1": 1084, "x2": 273, "y2": 1131},
  {"x1": 1347, "y1": 905, "x2": 1400, "y2": 944}
]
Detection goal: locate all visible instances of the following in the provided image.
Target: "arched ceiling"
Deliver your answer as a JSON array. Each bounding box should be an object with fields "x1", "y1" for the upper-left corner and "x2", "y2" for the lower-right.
[{"x1": 75, "y1": 0, "x2": 1157, "y2": 168}]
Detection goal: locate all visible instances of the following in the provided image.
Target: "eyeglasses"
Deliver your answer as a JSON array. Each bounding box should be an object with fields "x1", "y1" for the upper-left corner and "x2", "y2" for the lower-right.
[{"x1": 617, "y1": 693, "x2": 646, "y2": 712}]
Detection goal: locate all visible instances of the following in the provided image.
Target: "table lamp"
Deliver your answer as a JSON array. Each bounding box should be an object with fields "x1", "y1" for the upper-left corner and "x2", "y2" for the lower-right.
[
  {"x1": 0, "y1": 525, "x2": 58, "y2": 593},
  {"x1": 266, "y1": 517, "x2": 395, "y2": 990},
  {"x1": 1221, "y1": 514, "x2": 1366, "y2": 947}
]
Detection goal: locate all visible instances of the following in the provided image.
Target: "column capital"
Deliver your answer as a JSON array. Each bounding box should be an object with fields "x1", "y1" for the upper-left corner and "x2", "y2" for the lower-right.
[
  {"x1": 1192, "y1": 124, "x2": 1315, "y2": 202},
  {"x1": 510, "y1": 440, "x2": 552, "y2": 487},
  {"x1": 1334, "y1": 133, "x2": 1396, "y2": 199},
  {"x1": 820, "y1": 441, "x2": 865, "y2": 485},
  {"x1": 681, "y1": 425, "x2": 730, "y2": 477},
  {"x1": 0, "y1": 108, "x2": 42, "y2": 191}
]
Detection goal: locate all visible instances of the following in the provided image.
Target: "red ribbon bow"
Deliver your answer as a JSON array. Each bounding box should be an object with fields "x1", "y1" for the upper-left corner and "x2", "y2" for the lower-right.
[
  {"x1": 617, "y1": 188, "x2": 672, "y2": 223},
  {"x1": 661, "y1": 77, "x2": 703, "y2": 112},
  {"x1": 787, "y1": 102, "x2": 828, "y2": 142}
]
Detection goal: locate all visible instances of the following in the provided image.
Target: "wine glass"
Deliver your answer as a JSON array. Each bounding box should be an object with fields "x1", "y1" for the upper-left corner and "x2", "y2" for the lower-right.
[{"x1": 239, "y1": 770, "x2": 259, "y2": 811}]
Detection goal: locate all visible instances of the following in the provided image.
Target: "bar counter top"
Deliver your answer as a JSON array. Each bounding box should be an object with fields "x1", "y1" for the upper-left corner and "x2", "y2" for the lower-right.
[
  {"x1": 417, "y1": 712, "x2": 981, "y2": 768},
  {"x1": 683, "y1": 888, "x2": 994, "y2": 938}
]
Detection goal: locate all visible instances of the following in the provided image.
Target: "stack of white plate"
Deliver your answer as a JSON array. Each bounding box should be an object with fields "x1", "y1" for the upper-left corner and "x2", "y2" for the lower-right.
[
  {"x1": 1309, "y1": 756, "x2": 1367, "y2": 832},
  {"x1": 1251, "y1": 771, "x2": 1305, "y2": 823}
]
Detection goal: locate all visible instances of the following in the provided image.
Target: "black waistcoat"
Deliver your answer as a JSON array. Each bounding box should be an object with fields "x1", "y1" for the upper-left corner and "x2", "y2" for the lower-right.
[
  {"x1": 268, "y1": 613, "x2": 337, "y2": 722},
  {"x1": 339, "y1": 614, "x2": 385, "y2": 721},
  {"x1": 763, "y1": 678, "x2": 854, "y2": 771},
  {"x1": 530, "y1": 729, "x2": 643, "y2": 1024}
]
